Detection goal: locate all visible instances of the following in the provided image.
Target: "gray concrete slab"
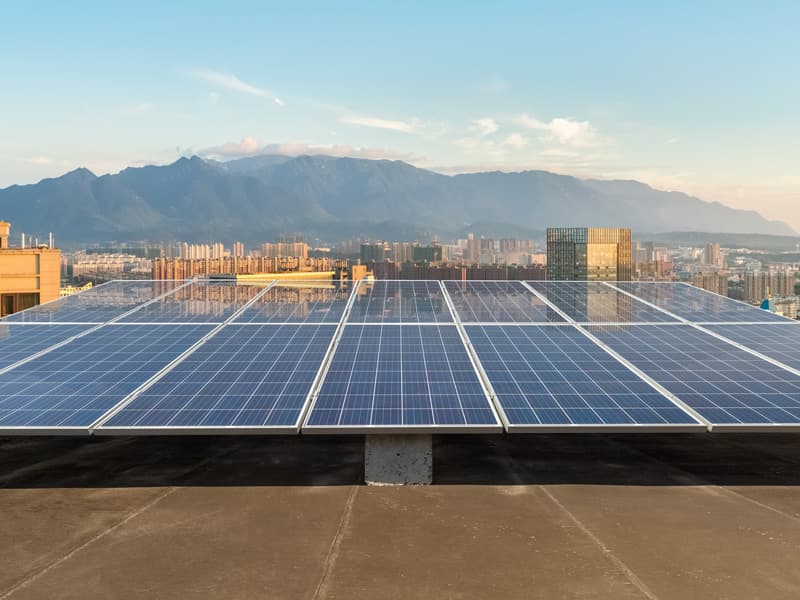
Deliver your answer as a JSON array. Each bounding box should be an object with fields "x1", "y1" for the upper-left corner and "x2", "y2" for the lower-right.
[{"x1": 2, "y1": 433, "x2": 800, "y2": 599}]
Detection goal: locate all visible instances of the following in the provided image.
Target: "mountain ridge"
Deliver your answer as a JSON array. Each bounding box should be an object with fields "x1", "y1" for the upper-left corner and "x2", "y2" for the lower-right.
[{"x1": 0, "y1": 155, "x2": 793, "y2": 243}]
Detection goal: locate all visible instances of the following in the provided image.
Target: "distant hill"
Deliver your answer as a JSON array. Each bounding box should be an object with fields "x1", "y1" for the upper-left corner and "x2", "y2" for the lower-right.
[{"x1": 0, "y1": 155, "x2": 794, "y2": 244}]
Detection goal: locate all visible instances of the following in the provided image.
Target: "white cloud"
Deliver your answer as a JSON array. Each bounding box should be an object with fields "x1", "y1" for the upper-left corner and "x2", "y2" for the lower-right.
[
  {"x1": 664, "y1": 136, "x2": 680, "y2": 145},
  {"x1": 339, "y1": 115, "x2": 418, "y2": 133},
  {"x1": 471, "y1": 117, "x2": 499, "y2": 136},
  {"x1": 189, "y1": 69, "x2": 284, "y2": 106},
  {"x1": 518, "y1": 114, "x2": 599, "y2": 147},
  {"x1": 199, "y1": 137, "x2": 419, "y2": 161},
  {"x1": 503, "y1": 133, "x2": 528, "y2": 149},
  {"x1": 201, "y1": 136, "x2": 263, "y2": 157}
]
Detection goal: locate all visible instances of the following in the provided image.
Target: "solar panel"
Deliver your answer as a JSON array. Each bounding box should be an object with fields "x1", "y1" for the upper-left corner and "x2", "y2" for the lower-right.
[
  {"x1": 304, "y1": 324, "x2": 500, "y2": 431},
  {"x1": 443, "y1": 281, "x2": 565, "y2": 323},
  {"x1": 591, "y1": 324, "x2": 800, "y2": 428},
  {"x1": 0, "y1": 324, "x2": 91, "y2": 370},
  {"x1": 346, "y1": 281, "x2": 452, "y2": 324},
  {"x1": 705, "y1": 324, "x2": 800, "y2": 372},
  {"x1": 233, "y1": 281, "x2": 352, "y2": 324},
  {"x1": 117, "y1": 281, "x2": 268, "y2": 323},
  {"x1": 527, "y1": 282, "x2": 680, "y2": 323},
  {"x1": 2, "y1": 281, "x2": 186, "y2": 323},
  {"x1": 98, "y1": 324, "x2": 337, "y2": 432},
  {"x1": 0, "y1": 324, "x2": 213, "y2": 432},
  {"x1": 465, "y1": 324, "x2": 701, "y2": 430},
  {"x1": 611, "y1": 282, "x2": 788, "y2": 323}
]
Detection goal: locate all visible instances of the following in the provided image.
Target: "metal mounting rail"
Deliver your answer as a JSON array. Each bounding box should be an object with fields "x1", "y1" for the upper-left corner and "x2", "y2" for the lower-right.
[
  {"x1": 438, "y1": 280, "x2": 506, "y2": 431},
  {"x1": 300, "y1": 279, "x2": 363, "y2": 431}
]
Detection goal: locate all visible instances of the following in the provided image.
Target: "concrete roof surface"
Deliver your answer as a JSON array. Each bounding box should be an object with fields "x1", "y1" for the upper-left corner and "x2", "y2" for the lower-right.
[{"x1": 2, "y1": 433, "x2": 800, "y2": 599}]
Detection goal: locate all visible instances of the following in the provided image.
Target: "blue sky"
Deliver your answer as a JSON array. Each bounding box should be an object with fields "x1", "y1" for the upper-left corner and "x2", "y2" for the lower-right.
[{"x1": 1, "y1": 1, "x2": 799, "y2": 230}]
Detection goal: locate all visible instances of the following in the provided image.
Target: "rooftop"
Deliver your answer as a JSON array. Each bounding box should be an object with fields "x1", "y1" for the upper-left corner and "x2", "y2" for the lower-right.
[{"x1": 3, "y1": 432, "x2": 800, "y2": 599}]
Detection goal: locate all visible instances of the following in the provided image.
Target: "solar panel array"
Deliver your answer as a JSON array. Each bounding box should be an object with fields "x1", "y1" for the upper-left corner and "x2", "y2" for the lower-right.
[
  {"x1": 527, "y1": 282, "x2": 679, "y2": 323},
  {"x1": 306, "y1": 325, "x2": 497, "y2": 431},
  {"x1": 610, "y1": 282, "x2": 791, "y2": 323},
  {"x1": 0, "y1": 279, "x2": 797, "y2": 434}
]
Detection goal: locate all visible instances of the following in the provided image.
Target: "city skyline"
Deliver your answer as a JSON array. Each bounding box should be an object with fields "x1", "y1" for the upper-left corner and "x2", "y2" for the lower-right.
[{"x1": 1, "y1": 2, "x2": 799, "y2": 230}]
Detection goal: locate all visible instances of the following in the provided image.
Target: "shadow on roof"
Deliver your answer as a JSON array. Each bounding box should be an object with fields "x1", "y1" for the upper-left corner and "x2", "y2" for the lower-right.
[{"x1": 1, "y1": 433, "x2": 799, "y2": 488}]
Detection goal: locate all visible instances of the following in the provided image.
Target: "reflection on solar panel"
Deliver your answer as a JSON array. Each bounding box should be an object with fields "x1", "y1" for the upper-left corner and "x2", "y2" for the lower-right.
[
  {"x1": 99, "y1": 324, "x2": 336, "y2": 432},
  {"x1": 346, "y1": 281, "x2": 452, "y2": 323},
  {"x1": 0, "y1": 324, "x2": 212, "y2": 431},
  {"x1": 705, "y1": 324, "x2": 800, "y2": 372},
  {"x1": 305, "y1": 325, "x2": 499, "y2": 431},
  {"x1": 611, "y1": 282, "x2": 788, "y2": 323},
  {"x1": 2, "y1": 281, "x2": 186, "y2": 323},
  {"x1": 465, "y1": 325, "x2": 701, "y2": 430},
  {"x1": 591, "y1": 324, "x2": 800, "y2": 427},
  {"x1": 118, "y1": 281, "x2": 266, "y2": 323},
  {"x1": 443, "y1": 281, "x2": 564, "y2": 323},
  {"x1": 527, "y1": 282, "x2": 679, "y2": 323},
  {"x1": 233, "y1": 282, "x2": 351, "y2": 324},
  {"x1": 0, "y1": 324, "x2": 91, "y2": 370}
]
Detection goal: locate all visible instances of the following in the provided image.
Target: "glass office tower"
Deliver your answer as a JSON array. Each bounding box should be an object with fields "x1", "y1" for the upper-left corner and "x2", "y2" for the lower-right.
[{"x1": 546, "y1": 228, "x2": 632, "y2": 281}]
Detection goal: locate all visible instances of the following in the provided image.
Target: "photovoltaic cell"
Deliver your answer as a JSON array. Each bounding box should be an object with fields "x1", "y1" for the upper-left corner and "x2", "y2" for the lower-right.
[
  {"x1": 0, "y1": 324, "x2": 213, "y2": 430},
  {"x1": 591, "y1": 324, "x2": 800, "y2": 426},
  {"x1": 2, "y1": 281, "x2": 186, "y2": 323},
  {"x1": 0, "y1": 324, "x2": 91, "y2": 369},
  {"x1": 346, "y1": 281, "x2": 452, "y2": 324},
  {"x1": 527, "y1": 282, "x2": 679, "y2": 323},
  {"x1": 233, "y1": 282, "x2": 351, "y2": 324},
  {"x1": 465, "y1": 325, "x2": 700, "y2": 429},
  {"x1": 305, "y1": 325, "x2": 499, "y2": 430},
  {"x1": 100, "y1": 324, "x2": 337, "y2": 430},
  {"x1": 443, "y1": 281, "x2": 565, "y2": 323},
  {"x1": 117, "y1": 281, "x2": 267, "y2": 323},
  {"x1": 705, "y1": 324, "x2": 800, "y2": 372},
  {"x1": 611, "y1": 282, "x2": 788, "y2": 323}
]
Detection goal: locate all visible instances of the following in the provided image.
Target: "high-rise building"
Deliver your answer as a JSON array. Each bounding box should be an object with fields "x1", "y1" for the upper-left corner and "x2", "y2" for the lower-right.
[
  {"x1": 744, "y1": 271, "x2": 795, "y2": 303},
  {"x1": 232, "y1": 242, "x2": 245, "y2": 258},
  {"x1": 412, "y1": 242, "x2": 446, "y2": 264},
  {"x1": 692, "y1": 273, "x2": 729, "y2": 297},
  {"x1": 0, "y1": 221, "x2": 60, "y2": 316},
  {"x1": 703, "y1": 243, "x2": 723, "y2": 268},
  {"x1": 360, "y1": 241, "x2": 389, "y2": 263},
  {"x1": 546, "y1": 227, "x2": 632, "y2": 281}
]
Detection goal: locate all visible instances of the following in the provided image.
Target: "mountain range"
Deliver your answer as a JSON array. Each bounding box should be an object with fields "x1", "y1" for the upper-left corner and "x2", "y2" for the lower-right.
[{"x1": 0, "y1": 155, "x2": 794, "y2": 244}]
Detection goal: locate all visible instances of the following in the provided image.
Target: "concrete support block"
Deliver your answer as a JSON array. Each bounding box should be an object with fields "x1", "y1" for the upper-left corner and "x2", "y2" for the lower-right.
[{"x1": 364, "y1": 434, "x2": 433, "y2": 486}]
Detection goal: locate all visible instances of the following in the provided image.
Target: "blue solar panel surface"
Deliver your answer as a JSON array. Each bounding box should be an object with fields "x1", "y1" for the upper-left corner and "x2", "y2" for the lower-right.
[
  {"x1": 233, "y1": 283, "x2": 351, "y2": 324},
  {"x1": 306, "y1": 325, "x2": 499, "y2": 429},
  {"x1": 118, "y1": 281, "x2": 266, "y2": 323},
  {"x1": 0, "y1": 324, "x2": 91, "y2": 370},
  {"x1": 705, "y1": 324, "x2": 800, "y2": 372},
  {"x1": 465, "y1": 325, "x2": 699, "y2": 428},
  {"x1": 443, "y1": 281, "x2": 565, "y2": 323},
  {"x1": 2, "y1": 281, "x2": 185, "y2": 323},
  {"x1": 101, "y1": 324, "x2": 336, "y2": 429},
  {"x1": 591, "y1": 325, "x2": 800, "y2": 426},
  {"x1": 346, "y1": 281, "x2": 452, "y2": 323},
  {"x1": 611, "y1": 282, "x2": 788, "y2": 323},
  {"x1": 527, "y1": 282, "x2": 679, "y2": 323},
  {"x1": 0, "y1": 324, "x2": 212, "y2": 429}
]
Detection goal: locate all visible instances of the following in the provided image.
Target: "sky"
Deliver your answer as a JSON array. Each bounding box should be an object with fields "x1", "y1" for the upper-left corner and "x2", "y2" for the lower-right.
[{"x1": 1, "y1": 1, "x2": 799, "y2": 231}]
